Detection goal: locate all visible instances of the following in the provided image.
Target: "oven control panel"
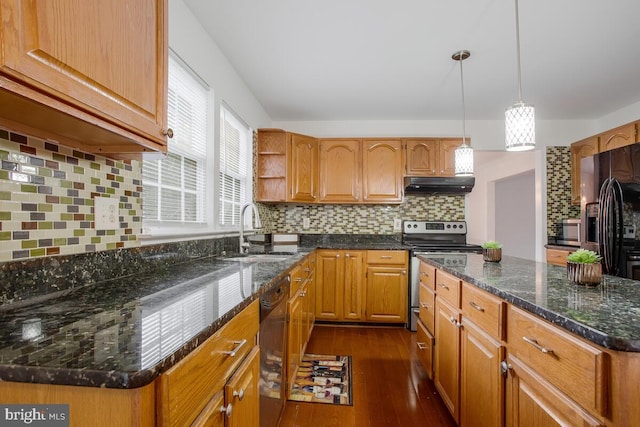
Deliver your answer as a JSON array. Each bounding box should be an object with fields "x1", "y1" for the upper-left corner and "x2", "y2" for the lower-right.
[{"x1": 403, "y1": 221, "x2": 467, "y2": 234}]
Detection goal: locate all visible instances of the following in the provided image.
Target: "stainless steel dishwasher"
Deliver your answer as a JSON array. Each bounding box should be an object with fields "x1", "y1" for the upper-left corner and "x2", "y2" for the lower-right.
[{"x1": 259, "y1": 276, "x2": 290, "y2": 427}]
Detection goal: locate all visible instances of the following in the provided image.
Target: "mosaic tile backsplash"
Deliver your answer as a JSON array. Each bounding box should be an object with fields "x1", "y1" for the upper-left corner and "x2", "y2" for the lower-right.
[
  {"x1": 546, "y1": 146, "x2": 580, "y2": 236},
  {"x1": 0, "y1": 128, "x2": 142, "y2": 262}
]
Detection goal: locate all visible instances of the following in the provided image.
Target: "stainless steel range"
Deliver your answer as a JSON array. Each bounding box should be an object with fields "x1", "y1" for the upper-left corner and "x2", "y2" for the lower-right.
[{"x1": 402, "y1": 220, "x2": 482, "y2": 331}]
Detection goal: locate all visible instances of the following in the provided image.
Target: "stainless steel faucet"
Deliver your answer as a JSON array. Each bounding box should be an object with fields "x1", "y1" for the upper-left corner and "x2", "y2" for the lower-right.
[{"x1": 239, "y1": 202, "x2": 262, "y2": 253}]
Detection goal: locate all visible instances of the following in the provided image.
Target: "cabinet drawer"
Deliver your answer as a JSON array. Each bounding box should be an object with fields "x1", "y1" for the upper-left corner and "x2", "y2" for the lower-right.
[
  {"x1": 461, "y1": 282, "x2": 505, "y2": 341},
  {"x1": 158, "y1": 300, "x2": 259, "y2": 427},
  {"x1": 419, "y1": 282, "x2": 435, "y2": 333},
  {"x1": 416, "y1": 319, "x2": 434, "y2": 380},
  {"x1": 507, "y1": 305, "x2": 607, "y2": 416},
  {"x1": 419, "y1": 262, "x2": 436, "y2": 290},
  {"x1": 435, "y1": 269, "x2": 461, "y2": 308},
  {"x1": 367, "y1": 250, "x2": 407, "y2": 265},
  {"x1": 546, "y1": 248, "x2": 572, "y2": 266}
]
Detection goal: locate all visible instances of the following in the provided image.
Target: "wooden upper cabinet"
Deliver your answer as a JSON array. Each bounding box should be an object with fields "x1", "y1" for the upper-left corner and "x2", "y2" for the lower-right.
[
  {"x1": 0, "y1": 0, "x2": 168, "y2": 157},
  {"x1": 256, "y1": 129, "x2": 287, "y2": 202},
  {"x1": 570, "y1": 136, "x2": 599, "y2": 205},
  {"x1": 288, "y1": 133, "x2": 318, "y2": 202},
  {"x1": 319, "y1": 139, "x2": 361, "y2": 203},
  {"x1": 362, "y1": 139, "x2": 403, "y2": 203},
  {"x1": 404, "y1": 138, "x2": 463, "y2": 177},
  {"x1": 599, "y1": 122, "x2": 637, "y2": 151},
  {"x1": 405, "y1": 139, "x2": 438, "y2": 176}
]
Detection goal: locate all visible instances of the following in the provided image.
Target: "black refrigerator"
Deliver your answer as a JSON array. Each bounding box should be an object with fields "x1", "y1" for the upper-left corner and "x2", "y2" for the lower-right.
[{"x1": 580, "y1": 142, "x2": 640, "y2": 277}]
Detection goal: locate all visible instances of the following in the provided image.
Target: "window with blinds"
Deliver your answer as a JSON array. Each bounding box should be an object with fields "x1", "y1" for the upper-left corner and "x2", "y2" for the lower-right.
[
  {"x1": 142, "y1": 54, "x2": 208, "y2": 225},
  {"x1": 219, "y1": 106, "x2": 252, "y2": 228}
]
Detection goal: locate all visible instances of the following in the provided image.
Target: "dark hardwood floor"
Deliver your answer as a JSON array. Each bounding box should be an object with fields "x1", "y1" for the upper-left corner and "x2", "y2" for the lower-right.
[{"x1": 279, "y1": 325, "x2": 457, "y2": 427}]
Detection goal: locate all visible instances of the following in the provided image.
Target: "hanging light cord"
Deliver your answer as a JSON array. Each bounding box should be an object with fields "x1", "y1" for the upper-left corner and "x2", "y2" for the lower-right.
[
  {"x1": 458, "y1": 53, "x2": 467, "y2": 146},
  {"x1": 514, "y1": 0, "x2": 524, "y2": 104}
]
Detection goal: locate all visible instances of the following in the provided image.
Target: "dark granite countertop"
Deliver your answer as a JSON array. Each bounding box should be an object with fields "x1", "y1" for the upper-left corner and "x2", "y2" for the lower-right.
[
  {"x1": 0, "y1": 240, "x2": 411, "y2": 389},
  {"x1": 418, "y1": 253, "x2": 640, "y2": 352},
  {"x1": 0, "y1": 252, "x2": 310, "y2": 389}
]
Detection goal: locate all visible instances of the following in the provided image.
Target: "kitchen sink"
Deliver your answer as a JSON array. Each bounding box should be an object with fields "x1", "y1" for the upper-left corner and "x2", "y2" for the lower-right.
[{"x1": 223, "y1": 254, "x2": 290, "y2": 263}]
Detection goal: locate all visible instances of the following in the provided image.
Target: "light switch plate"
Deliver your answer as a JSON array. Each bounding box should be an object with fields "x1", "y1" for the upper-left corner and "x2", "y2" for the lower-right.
[
  {"x1": 393, "y1": 218, "x2": 402, "y2": 232},
  {"x1": 94, "y1": 197, "x2": 119, "y2": 230},
  {"x1": 303, "y1": 217, "x2": 310, "y2": 229}
]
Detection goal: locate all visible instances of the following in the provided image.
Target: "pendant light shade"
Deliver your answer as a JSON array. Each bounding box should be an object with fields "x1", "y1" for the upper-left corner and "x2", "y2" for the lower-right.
[
  {"x1": 505, "y1": 0, "x2": 535, "y2": 151},
  {"x1": 452, "y1": 50, "x2": 474, "y2": 176}
]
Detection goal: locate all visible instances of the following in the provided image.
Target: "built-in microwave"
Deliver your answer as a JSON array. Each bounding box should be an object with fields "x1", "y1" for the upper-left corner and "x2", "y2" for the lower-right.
[{"x1": 556, "y1": 218, "x2": 582, "y2": 247}]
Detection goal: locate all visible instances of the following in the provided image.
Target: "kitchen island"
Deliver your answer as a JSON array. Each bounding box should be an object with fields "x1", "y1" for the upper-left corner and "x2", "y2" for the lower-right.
[{"x1": 418, "y1": 253, "x2": 640, "y2": 427}]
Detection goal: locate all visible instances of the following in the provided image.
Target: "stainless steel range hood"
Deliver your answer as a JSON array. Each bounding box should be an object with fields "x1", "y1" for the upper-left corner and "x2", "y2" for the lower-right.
[{"x1": 404, "y1": 176, "x2": 475, "y2": 194}]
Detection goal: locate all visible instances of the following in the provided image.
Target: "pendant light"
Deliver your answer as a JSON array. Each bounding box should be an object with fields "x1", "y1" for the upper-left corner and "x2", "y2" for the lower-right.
[
  {"x1": 453, "y1": 50, "x2": 473, "y2": 176},
  {"x1": 505, "y1": 0, "x2": 535, "y2": 151}
]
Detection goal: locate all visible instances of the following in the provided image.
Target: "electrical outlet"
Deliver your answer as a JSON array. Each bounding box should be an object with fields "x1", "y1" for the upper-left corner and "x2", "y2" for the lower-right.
[
  {"x1": 94, "y1": 197, "x2": 119, "y2": 230},
  {"x1": 303, "y1": 217, "x2": 310, "y2": 229},
  {"x1": 393, "y1": 218, "x2": 402, "y2": 232}
]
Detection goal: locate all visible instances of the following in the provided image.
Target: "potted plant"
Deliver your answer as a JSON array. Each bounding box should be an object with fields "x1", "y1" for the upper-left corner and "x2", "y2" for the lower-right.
[
  {"x1": 481, "y1": 241, "x2": 502, "y2": 262},
  {"x1": 566, "y1": 249, "x2": 602, "y2": 286}
]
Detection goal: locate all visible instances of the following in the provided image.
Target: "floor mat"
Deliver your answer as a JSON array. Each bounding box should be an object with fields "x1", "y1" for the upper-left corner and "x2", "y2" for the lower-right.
[{"x1": 288, "y1": 354, "x2": 352, "y2": 405}]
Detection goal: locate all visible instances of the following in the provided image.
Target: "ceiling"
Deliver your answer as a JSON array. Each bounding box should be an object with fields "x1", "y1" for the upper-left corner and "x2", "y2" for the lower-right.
[{"x1": 183, "y1": 0, "x2": 640, "y2": 122}]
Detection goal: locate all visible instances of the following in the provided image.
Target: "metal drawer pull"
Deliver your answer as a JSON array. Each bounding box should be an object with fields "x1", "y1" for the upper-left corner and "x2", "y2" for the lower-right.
[
  {"x1": 417, "y1": 342, "x2": 428, "y2": 350},
  {"x1": 220, "y1": 403, "x2": 233, "y2": 417},
  {"x1": 449, "y1": 317, "x2": 462, "y2": 328},
  {"x1": 233, "y1": 389, "x2": 245, "y2": 401},
  {"x1": 294, "y1": 278, "x2": 303, "y2": 282},
  {"x1": 380, "y1": 255, "x2": 392, "y2": 259},
  {"x1": 420, "y1": 272, "x2": 430, "y2": 277},
  {"x1": 438, "y1": 283, "x2": 449, "y2": 290},
  {"x1": 220, "y1": 339, "x2": 247, "y2": 357},
  {"x1": 469, "y1": 301, "x2": 485, "y2": 312},
  {"x1": 523, "y1": 336, "x2": 554, "y2": 354},
  {"x1": 419, "y1": 302, "x2": 431, "y2": 308}
]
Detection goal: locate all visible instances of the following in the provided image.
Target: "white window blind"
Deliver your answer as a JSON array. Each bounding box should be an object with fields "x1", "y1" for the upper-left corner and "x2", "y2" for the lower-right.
[
  {"x1": 219, "y1": 106, "x2": 251, "y2": 228},
  {"x1": 143, "y1": 55, "x2": 208, "y2": 224}
]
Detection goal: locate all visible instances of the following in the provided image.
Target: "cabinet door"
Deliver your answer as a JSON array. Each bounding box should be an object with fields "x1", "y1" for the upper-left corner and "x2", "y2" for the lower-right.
[
  {"x1": 405, "y1": 139, "x2": 438, "y2": 176},
  {"x1": 319, "y1": 139, "x2": 361, "y2": 202},
  {"x1": 315, "y1": 251, "x2": 343, "y2": 320},
  {"x1": 600, "y1": 123, "x2": 637, "y2": 151},
  {"x1": 0, "y1": 0, "x2": 168, "y2": 147},
  {"x1": 192, "y1": 390, "x2": 225, "y2": 427},
  {"x1": 434, "y1": 298, "x2": 461, "y2": 423},
  {"x1": 546, "y1": 248, "x2": 572, "y2": 266},
  {"x1": 570, "y1": 136, "x2": 599, "y2": 205},
  {"x1": 505, "y1": 356, "x2": 604, "y2": 427},
  {"x1": 343, "y1": 251, "x2": 366, "y2": 321},
  {"x1": 288, "y1": 133, "x2": 318, "y2": 202},
  {"x1": 439, "y1": 139, "x2": 463, "y2": 177},
  {"x1": 365, "y1": 266, "x2": 407, "y2": 323},
  {"x1": 362, "y1": 140, "x2": 403, "y2": 203},
  {"x1": 225, "y1": 346, "x2": 260, "y2": 427},
  {"x1": 256, "y1": 129, "x2": 287, "y2": 202},
  {"x1": 460, "y1": 320, "x2": 505, "y2": 427}
]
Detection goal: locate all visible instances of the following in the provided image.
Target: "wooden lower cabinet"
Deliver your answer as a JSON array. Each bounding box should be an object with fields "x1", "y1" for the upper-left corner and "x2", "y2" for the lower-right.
[
  {"x1": 315, "y1": 250, "x2": 365, "y2": 321},
  {"x1": 223, "y1": 346, "x2": 260, "y2": 427},
  {"x1": 460, "y1": 320, "x2": 505, "y2": 427},
  {"x1": 416, "y1": 318, "x2": 435, "y2": 380},
  {"x1": 505, "y1": 355, "x2": 603, "y2": 427},
  {"x1": 546, "y1": 248, "x2": 574, "y2": 266},
  {"x1": 365, "y1": 265, "x2": 407, "y2": 323},
  {"x1": 434, "y1": 297, "x2": 461, "y2": 423}
]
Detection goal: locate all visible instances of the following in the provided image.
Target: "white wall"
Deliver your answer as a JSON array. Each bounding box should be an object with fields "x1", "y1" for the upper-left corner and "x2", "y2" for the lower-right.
[
  {"x1": 494, "y1": 171, "x2": 536, "y2": 260},
  {"x1": 169, "y1": 0, "x2": 272, "y2": 132}
]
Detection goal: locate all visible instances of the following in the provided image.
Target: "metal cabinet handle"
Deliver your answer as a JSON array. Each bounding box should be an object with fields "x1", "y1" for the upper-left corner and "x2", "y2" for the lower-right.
[
  {"x1": 469, "y1": 301, "x2": 485, "y2": 312},
  {"x1": 233, "y1": 389, "x2": 245, "y2": 401},
  {"x1": 523, "y1": 336, "x2": 554, "y2": 354},
  {"x1": 380, "y1": 255, "x2": 392, "y2": 259},
  {"x1": 420, "y1": 271, "x2": 430, "y2": 277},
  {"x1": 449, "y1": 317, "x2": 462, "y2": 328},
  {"x1": 336, "y1": 254, "x2": 340, "y2": 258},
  {"x1": 220, "y1": 403, "x2": 233, "y2": 417},
  {"x1": 500, "y1": 360, "x2": 512, "y2": 376},
  {"x1": 163, "y1": 128, "x2": 174, "y2": 138},
  {"x1": 300, "y1": 291, "x2": 307, "y2": 297},
  {"x1": 219, "y1": 339, "x2": 247, "y2": 357},
  {"x1": 417, "y1": 342, "x2": 428, "y2": 350},
  {"x1": 438, "y1": 283, "x2": 449, "y2": 290},
  {"x1": 419, "y1": 302, "x2": 431, "y2": 309},
  {"x1": 345, "y1": 253, "x2": 351, "y2": 258},
  {"x1": 402, "y1": 270, "x2": 407, "y2": 275},
  {"x1": 294, "y1": 278, "x2": 303, "y2": 282}
]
